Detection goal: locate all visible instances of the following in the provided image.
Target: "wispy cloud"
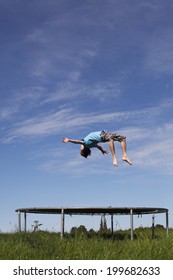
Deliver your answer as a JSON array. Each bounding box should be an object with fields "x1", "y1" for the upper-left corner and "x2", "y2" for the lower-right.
[
  {"x1": 22, "y1": 8, "x2": 100, "y2": 81},
  {"x1": 133, "y1": 139, "x2": 173, "y2": 175},
  {"x1": 0, "y1": 86, "x2": 46, "y2": 125},
  {"x1": 1, "y1": 99, "x2": 172, "y2": 144},
  {"x1": 41, "y1": 80, "x2": 121, "y2": 105},
  {"x1": 0, "y1": 107, "x2": 18, "y2": 120}
]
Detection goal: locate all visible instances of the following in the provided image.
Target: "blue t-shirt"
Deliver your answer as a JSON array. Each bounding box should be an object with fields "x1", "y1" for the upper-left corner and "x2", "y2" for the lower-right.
[{"x1": 83, "y1": 131, "x2": 102, "y2": 148}]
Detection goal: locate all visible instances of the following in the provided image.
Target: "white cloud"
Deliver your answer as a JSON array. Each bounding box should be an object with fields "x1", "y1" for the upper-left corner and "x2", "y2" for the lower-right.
[
  {"x1": 0, "y1": 86, "x2": 46, "y2": 125},
  {"x1": 133, "y1": 140, "x2": 173, "y2": 174},
  {"x1": 9, "y1": 109, "x2": 71, "y2": 138},
  {"x1": 129, "y1": 122, "x2": 173, "y2": 174},
  {"x1": 2, "y1": 99, "x2": 172, "y2": 144},
  {"x1": 0, "y1": 107, "x2": 18, "y2": 119},
  {"x1": 22, "y1": 10, "x2": 100, "y2": 81},
  {"x1": 41, "y1": 80, "x2": 121, "y2": 105}
]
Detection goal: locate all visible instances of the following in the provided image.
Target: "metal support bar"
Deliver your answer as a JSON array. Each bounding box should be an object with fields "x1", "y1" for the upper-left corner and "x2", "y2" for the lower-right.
[
  {"x1": 61, "y1": 208, "x2": 65, "y2": 238},
  {"x1": 111, "y1": 214, "x2": 114, "y2": 235},
  {"x1": 152, "y1": 214, "x2": 155, "y2": 239},
  {"x1": 166, "y1": 210, "x2": 169, "y2": 237},
  {"x1": 24, "y1": 212, "x2": 27, "y2": 233},
  {"x1": 18, "y1": 211, "x2": 21, "y2": 232},
  {"x1": 130, "y1": 209, "x2": 133, "y2": 240}
]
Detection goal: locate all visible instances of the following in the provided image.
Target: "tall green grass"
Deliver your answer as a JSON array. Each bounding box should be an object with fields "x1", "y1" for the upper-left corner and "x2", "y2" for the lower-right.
[{"x1": 0, "y1": 228, "x2": 172, "y2": 260}]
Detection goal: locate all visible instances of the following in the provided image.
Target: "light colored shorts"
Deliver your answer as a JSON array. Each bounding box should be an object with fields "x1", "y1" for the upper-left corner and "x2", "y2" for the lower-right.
[{"x1": 100, "y1": 131, "x2": 126, "y2": 142}]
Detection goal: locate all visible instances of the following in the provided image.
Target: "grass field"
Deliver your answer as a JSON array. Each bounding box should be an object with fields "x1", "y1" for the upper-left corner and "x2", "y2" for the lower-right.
[{"x1": 0, "y1": 228, "x2": 173, "y2": 260}]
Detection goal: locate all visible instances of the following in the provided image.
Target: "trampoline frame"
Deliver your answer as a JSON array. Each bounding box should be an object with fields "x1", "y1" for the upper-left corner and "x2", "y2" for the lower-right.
[{"x1": 15, "y1": 206, "x2": 169, "y2": 240}]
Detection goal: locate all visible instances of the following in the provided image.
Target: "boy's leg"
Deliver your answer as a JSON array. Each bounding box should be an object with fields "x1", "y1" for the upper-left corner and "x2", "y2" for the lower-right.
[
  {"x1": 120, "y1": 139, "x2": 132, "y2": 165},
  {"x1": 108, "y1": 139, "x2": 118, "y2": 166}
]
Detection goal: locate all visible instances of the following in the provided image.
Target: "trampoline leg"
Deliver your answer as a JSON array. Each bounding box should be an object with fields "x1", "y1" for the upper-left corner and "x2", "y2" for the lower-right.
[
  {"x1": 166, "y1": 210, "x2": 169, "y2": 237},
  {"x1": 24, "y1": 212, "x2": 27, "y2": 233},
  {"x1": 18, "y1": 211, "x2": 21, "y2": 233},
  {"x1": 111, "y1": 214, "x2": 114, "y2": 236},
  {"x1": 152, "y1": 214, "x2": 155, "y2": 239},
  {"x1": 130, "y1": 209, "x2": 133, "y2": 240},
  {"x1": 61, "y1": 208, "x2": 65, "y2": 238}
]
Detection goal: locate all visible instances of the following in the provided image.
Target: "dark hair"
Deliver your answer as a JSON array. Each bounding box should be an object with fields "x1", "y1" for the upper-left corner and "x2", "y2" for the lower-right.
[{"x1": 80, "y1": 146, "x2": 91, "y2": 158}]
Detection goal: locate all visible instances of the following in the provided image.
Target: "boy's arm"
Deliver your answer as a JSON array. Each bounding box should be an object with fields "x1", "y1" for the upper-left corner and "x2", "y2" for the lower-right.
[
  {"x1": 96, "y1": 144, "x2": 108, "y2": 155},
  {"x1": 62, "y1": 138, "x2": 84, "y2": 144}
]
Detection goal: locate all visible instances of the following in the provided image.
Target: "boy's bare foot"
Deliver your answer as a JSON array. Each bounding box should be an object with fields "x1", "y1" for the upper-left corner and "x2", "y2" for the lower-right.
[
  {"x1": 122, "y1": 156, "x2": 132, "y2": 165},
  {"x1": 113, "y1": 159, "x2": 118, "y2": 167}
]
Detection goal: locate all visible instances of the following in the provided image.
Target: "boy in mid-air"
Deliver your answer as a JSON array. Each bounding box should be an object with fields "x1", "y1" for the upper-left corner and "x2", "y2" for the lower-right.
[{"x1": 62, "y1": 130, "x2": 132, "y2": 167}]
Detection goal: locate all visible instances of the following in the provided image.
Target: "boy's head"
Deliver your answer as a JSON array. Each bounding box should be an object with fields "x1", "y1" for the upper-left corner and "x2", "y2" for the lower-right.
[{"x1": 80, "y1": 145, "x2": 91, "y2": 158}]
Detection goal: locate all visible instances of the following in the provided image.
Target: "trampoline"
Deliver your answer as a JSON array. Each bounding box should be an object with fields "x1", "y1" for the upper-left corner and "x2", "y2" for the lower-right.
[{"x1": 15, "y1": 206, "x2": 169, "y2": 240}]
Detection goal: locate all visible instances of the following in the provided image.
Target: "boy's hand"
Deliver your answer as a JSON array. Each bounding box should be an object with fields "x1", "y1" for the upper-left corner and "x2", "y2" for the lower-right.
[
  {"x1": 62, "y1": 138, "x2": 69, "y2": 143},
  {"x1": 102, "y1": 149, "x2": 109, "y2": 155},
  {"x1": 97, "y1": 144, "x2": 109, "y2": 155}
]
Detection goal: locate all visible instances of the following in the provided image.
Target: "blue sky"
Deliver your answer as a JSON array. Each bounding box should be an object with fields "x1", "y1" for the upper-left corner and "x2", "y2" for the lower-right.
[{"x1": 1, "y1": 0, "x2": 173, "y2": 232}]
